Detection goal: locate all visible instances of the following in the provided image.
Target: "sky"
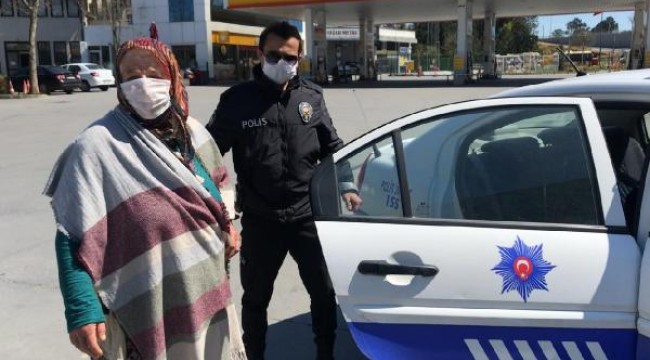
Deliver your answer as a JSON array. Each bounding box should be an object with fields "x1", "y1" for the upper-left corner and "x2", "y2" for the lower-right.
[{"x1": 536, "y1": 10, "x2": 633, "y2": 38}]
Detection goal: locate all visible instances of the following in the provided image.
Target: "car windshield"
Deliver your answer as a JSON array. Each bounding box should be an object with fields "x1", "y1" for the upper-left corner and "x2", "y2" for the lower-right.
[{"x1": 85, "y1": 64, "x2": 101, "y2": 70}]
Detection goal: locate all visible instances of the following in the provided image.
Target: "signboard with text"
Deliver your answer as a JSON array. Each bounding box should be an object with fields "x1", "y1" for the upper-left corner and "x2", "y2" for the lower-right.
[{"x1": 327, "y1": 27, "x2": 361, "y2": 41}]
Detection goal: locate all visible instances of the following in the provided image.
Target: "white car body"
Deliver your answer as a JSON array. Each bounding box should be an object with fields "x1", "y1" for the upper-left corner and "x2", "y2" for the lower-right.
[
  {"x1": 62, "y1": 63, "x2": 115, "y2": 91},
  {"x1": 310, "y1": 70, "x2": 650, "y2": 359}
]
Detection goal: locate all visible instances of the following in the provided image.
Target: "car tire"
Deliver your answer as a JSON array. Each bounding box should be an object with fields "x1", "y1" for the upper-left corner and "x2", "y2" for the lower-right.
[
  {"x1": 65, "y1": 89, "x2": 73, "y2": 94},
  {"x1": 81, "y1": 81, "x2": 91, "y2": 92},
  {"x1": 100, "y1": 86, "x2": 109, "y2": 91},
  {"x1": 39, "y1": 84, "x2": 50, "y2": 95}
]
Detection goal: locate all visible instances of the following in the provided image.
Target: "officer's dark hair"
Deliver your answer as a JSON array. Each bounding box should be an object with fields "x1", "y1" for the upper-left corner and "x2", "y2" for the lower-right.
[{"x1": 259, "y1": 21, "x2": 303, "y2": 54}]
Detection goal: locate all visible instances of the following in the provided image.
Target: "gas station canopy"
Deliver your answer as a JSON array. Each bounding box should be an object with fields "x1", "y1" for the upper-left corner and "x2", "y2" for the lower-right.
[{"x1": 226, "y1": 0, "x2": 637, "y2": 24}]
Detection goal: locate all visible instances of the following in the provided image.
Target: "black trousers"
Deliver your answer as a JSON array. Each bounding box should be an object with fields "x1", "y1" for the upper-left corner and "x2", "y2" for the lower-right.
[{"x1": 240, "y1": 212, "x2": 337, "y2": 360}]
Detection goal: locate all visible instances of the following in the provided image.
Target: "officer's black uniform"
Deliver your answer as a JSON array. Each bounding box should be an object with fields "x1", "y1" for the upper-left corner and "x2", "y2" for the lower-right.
[{"x1": 206, "y1": 65, "x2": 344, "y2": 359}]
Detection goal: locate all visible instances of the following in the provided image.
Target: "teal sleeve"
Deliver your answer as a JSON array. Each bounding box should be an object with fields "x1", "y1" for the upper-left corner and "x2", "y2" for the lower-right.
[
  {"x1": 55, "y1": 231, "x2": 106, "y2": 333},
  {"x1": 193, "y1": 157, "x2": 222, "y2": 202}
]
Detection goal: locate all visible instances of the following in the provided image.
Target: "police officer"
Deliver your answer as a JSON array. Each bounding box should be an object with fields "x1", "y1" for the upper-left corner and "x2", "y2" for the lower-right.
[{"x1": 206, "y1": 22, "x2": 362, "y2": 360}]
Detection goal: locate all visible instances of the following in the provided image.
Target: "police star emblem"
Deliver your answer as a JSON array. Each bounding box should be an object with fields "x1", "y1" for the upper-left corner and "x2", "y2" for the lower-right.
[
  {"x1": 298, "y1": 102, "x2": 313, "y2": 123},
  {"x1": 491, "y1": 236, "x2": 556, "y2": 302}
]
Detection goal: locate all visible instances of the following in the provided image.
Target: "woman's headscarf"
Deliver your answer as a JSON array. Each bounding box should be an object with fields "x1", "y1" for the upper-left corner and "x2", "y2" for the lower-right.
[{"x1": 115, "y1": 24, "x2": 194, "y2": 165}]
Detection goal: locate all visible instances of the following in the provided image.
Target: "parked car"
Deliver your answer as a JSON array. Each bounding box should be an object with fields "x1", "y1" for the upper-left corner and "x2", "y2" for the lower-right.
[
  {"x1": 310, "y1": 69, "x2": 650, "y2": 359},
  {"x1": 61, "y1": 63, "x2": 115, "y2": 92},
  {"x1": 10, "y1": 66, "x2": 81, "y2": 94}
]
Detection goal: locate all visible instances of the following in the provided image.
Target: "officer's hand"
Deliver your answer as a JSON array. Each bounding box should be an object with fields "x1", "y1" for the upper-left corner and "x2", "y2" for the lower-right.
[
  {"x1": 342, "y1": 192, "x2": 363, "y2": 212},
  {"x1": 69, "y1": 322, "x2": 106, "y2": 358},
  {"x1": 226, "y1": 226, "x2": 241, "y2": 259}
]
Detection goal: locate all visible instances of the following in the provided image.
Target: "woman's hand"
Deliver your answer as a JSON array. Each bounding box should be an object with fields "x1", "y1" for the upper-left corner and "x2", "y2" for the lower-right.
[
  {"x1": 69, "y1": 322, "x2": 106, "y2": 358},
  {"x1": 226, "y1": 226, "x2": 241, "y2": 259}
]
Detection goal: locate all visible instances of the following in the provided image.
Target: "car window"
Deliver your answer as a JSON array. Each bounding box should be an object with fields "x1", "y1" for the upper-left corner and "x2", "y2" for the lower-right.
[
  {"x1": 329, "y1": 106, "x2": 603, "y2": 225},
  {"x1": 46, "y1": 66, "x2": 66, "y2": 74},
  {"x1": 336, "y1": 136, "x2": 400, "y2": 217},
  {"x1": 643, "y1": 112, "x2": 650, "y2": 144},
  {"x1": 397, "y1": 105, "x2": 601, "y2": 225}
]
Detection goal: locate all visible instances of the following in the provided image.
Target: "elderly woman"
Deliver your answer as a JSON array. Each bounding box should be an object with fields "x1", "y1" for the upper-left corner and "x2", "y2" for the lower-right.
[{"x1": 44, "y1": 31, "x2": 245, "y2": 360}]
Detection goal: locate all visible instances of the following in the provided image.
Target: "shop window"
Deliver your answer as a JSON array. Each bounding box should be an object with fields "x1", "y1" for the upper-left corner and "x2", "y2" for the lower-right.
[
  {"x1": 172, "y1": 45, "x2": 197, "y2": 70},
  {"x1": 38, "y1": 42, "x2": 52, "y2": 66},
  {"x1": 53, "y1": 41, "x2": 67, "y2": 65},
  {"x1": 66, "y1": 0, "x2": 79, "y2": 17},
  {"x1": 51, "y1": 0, "x2": 64, "y2": 17},
  {"x1": 1, "y1": 0, "x2": 13, "y2": 16},
  {"x1": 38, "y1": 1, "x2": 47, "y2": 16},
  {"x1": 5, "y1": 42, "x2": 30, "y2": 76},
  {"x1": 169, "y1": 0, "x2": 193, "y2": 22},
  {"x1": 214, "y1": 44, "x2": 236, "y2": 65},
  {"x1": 16, "y1": 1, "x2": 28, "y2": 16},
  {"x1": 69, "y1": 42, "x2": 81, "y2": 63}
]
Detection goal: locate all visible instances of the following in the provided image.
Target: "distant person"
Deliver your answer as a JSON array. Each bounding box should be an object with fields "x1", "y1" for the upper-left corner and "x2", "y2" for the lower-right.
[
  {"x1": 45, "y1": 29, "x2": 245, "y2": 360},
  {"x1": 206, "y1": 21, "x2": 361, "y2": 359}
]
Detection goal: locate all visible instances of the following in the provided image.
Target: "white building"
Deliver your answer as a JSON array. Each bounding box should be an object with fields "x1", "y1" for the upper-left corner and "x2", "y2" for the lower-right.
[
  {"x1": 85, "y1": 0, "x2": 288, "y2": 81},
  {"x1": 0, "y1": 0, "x2": 82, "y2": 76}
]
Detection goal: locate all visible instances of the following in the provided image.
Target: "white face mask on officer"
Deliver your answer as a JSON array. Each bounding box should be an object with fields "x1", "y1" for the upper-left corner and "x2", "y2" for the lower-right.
[
  {"x1": 262, "y1": 58, "x2": 298, "y2": 85},
  {"x1": 120, "y1": 77, "x2": 171, "y2": 119}
]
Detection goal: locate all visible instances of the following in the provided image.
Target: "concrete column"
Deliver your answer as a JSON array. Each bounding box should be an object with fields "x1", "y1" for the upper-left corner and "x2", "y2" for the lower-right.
[
  {"x1": 454, "y1": 0, "x2": 473, "y2": 85},
  {"x1": 645, "y1": 0, "x2": 650, "y2": 67},
  {"x1": 359, "y1": 18, "x2": 376, "y2": 80},
  {"x1": 304, "y1": 9, "x2": 314, "y2": 60},
  {"x1": 305, "y1": 9, "x2": 327, "y2": 84},
  {"x1": 631, "y1": 1, "x2": 645, "y2": 69},
  {"x1": 483, "y1": 9, "x2": 496, "y2": 78}
]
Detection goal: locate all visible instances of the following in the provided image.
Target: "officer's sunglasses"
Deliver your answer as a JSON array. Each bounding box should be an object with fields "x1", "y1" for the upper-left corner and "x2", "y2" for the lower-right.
[{"x1": 264, "y1": 51, "x2": 300, "y2": 65}]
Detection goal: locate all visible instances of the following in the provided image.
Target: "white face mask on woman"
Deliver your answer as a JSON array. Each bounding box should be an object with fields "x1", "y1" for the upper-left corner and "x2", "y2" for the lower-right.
[
  {"x1": 120, "y1": 77, "x2": 171, "y2": 119},
  {"x1": 262, "y1": 59, "x2": 298, "y2": 85}
]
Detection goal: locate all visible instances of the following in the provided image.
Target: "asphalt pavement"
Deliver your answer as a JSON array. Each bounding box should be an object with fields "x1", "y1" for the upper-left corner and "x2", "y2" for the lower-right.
[{"x1": 0, "y1": 76, "x2": 564, "y2": 359}]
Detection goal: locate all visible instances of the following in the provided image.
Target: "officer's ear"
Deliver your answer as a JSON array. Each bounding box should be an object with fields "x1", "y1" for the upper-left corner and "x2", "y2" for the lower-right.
[{"x1": 257, "y1": 49, "x2": 265, "y2": 63}]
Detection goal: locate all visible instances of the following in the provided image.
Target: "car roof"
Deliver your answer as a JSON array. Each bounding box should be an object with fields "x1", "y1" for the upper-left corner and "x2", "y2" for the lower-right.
[
  {"x1": 62, "y1": 63, "x2": 99, "y2": 67},
  {"x1": 492, "y1": 69, "x2": 650, "y2": 102}
]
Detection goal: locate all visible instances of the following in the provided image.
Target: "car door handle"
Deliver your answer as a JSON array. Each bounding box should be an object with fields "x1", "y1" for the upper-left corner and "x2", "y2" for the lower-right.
[{"x1": 358, "y1": 260, "x2": 439, "y2": 277}]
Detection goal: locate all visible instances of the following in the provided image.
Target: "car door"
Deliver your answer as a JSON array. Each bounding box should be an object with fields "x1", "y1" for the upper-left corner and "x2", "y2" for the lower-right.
[
  {"x1": 311, "y1": 97, "x2": 640, "y2": 359},
  {"x1": 635, "y1": 128, "x2": 650, "y2": 357}
]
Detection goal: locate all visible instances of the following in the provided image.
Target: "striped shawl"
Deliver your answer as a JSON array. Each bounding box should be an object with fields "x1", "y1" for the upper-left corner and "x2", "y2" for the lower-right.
[{"x1": 44, "y1": 107, "x2": 236, "y2": 360}]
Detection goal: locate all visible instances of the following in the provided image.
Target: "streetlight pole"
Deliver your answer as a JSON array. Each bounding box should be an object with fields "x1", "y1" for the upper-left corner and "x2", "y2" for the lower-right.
[{"x1": 598, "y1": 13, "x2": 603, "y2": 69}]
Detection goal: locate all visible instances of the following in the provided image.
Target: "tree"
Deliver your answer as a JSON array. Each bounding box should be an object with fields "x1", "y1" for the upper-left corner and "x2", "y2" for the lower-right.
[
  {"x1": 496, "y1": 17, "x2": 539, "y2": 54},
  {"x1": 552, "y1": 29, "x2": 565, "y2": 38},
  {"x1": 566, "y1": 17, "x2": 589, "y2": 35},
  {"x1": 76, "y1": 0, "x2": 89, "y2": 39},
  {"x1": 83, "y1": 0, "x2": 131, "y2": 69},
  {"x1": 17, "y1": 0, "x2": 46, "y2": 94},
  {"x1": 591, "y1": 16, "x2": 619, "y2": 33}
]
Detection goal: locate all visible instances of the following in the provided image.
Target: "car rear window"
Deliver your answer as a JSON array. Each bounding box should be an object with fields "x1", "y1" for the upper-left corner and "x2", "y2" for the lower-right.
[
  {"x1": 44, "y1": 66, "x2": 67, "y2": 74},
  {"x1": 86, "y1": 64, "x2": 101, "y2": 70}
]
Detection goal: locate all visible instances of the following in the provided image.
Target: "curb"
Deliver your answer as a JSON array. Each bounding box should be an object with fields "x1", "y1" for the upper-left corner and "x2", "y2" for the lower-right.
[{"x1": 0, "y1": 93, "x2": 41, "y2": 99}]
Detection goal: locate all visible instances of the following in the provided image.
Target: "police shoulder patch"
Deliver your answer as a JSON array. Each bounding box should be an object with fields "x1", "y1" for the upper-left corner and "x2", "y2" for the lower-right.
[{"x1": 298, "y1": 102, "x2": 313, "y2": 123}]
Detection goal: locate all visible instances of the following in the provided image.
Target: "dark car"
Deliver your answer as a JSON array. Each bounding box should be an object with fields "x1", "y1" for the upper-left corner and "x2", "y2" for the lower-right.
[{"x1": 10, "y1": 66, "x2": 81, "y2": 94}]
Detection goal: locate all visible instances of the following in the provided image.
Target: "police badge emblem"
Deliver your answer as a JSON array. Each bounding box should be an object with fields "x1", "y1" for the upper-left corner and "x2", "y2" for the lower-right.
[{"x1": 298, "y1": 102, "x2": 313, "y2": 123}]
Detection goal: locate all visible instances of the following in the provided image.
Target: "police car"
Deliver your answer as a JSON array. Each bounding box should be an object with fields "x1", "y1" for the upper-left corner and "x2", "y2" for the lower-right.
[{"x1": 310, "y1": 69, "x2": 650, "y2": 359}]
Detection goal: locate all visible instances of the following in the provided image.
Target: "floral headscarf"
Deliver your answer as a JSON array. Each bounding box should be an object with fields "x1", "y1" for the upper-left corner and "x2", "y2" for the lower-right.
[{"x1": 115, "y1": 23, "x2": 194, "y2": 165}]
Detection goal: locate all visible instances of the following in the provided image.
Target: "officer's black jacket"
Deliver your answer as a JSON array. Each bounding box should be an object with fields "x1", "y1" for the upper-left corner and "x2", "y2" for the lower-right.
[{"x1": 207, "y1": 65, "x2": 348, "y2": 222}]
